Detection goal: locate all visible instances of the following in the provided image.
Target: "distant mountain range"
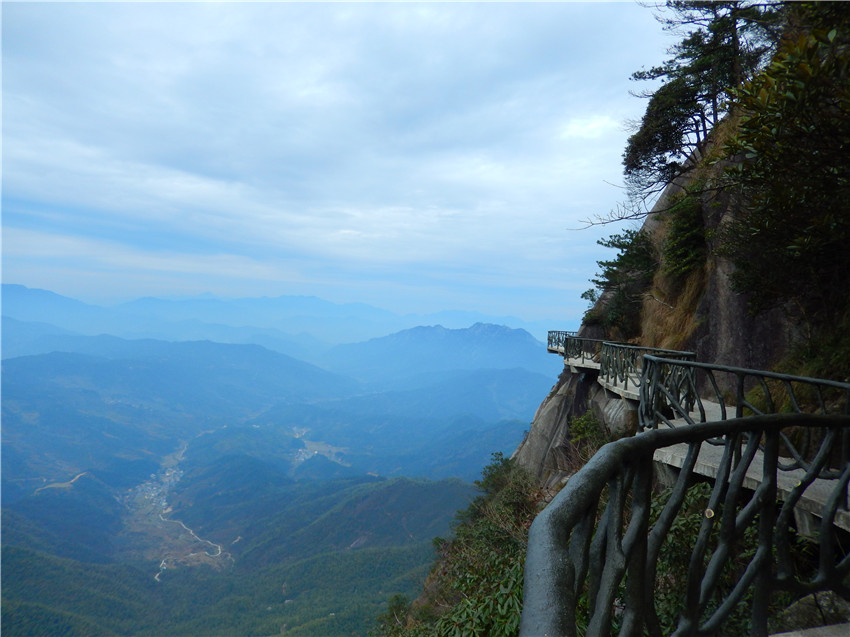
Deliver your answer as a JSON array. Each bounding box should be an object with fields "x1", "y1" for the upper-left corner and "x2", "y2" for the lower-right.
[
  {"x1": 0, "y1": 283, "x2": 563, "y2": 636},
  {"x1": 327, "y1": 322, "x2": 556, "y2": 385},
  {"x1": 2, "y1": 283, "x2": 557, "y2": 350}
]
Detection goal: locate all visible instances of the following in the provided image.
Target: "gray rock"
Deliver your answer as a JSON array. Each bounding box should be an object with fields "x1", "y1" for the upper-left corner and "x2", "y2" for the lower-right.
[{"x1": 768, "y1": 591, "x2": 850, "y2": 634}]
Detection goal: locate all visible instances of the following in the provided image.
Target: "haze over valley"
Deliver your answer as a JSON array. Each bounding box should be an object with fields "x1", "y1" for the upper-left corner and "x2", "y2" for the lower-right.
[{"x1": 1, "y1": 283, "x2": 561, "y2": 635}]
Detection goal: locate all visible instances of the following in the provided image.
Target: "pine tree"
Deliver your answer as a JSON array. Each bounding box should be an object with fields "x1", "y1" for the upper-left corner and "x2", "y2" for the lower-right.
[{"x1": 623, "y1": 1, "x2": 784, "y2": 203}]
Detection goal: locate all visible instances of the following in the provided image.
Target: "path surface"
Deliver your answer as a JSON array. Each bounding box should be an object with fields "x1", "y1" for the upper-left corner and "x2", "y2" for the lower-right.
[
  {"x1": 772, "y1": 624, "x2": 850, "y2": 637},
  {"x1": 655, "y1": 404, "x2": 850, "y2": 533}
]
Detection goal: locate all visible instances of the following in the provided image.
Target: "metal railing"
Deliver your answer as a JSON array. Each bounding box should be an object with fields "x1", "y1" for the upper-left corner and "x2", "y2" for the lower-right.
[
  {"x1": 639, "y1": 356, "x2": 850, "y2": 471},
  {"x1": 564, "y1": 338, "x2": 607, "y2": 366},
  {"x1": 599, "y1": 342, "x2": 696, "y2": 394},
  {"x1": 547, "y1": 330, "x2": 578, "y2": 352},
  {"x1": 546, "y1": 332, "x2": 605, "y2": 366},
  {"x1": 521, "y1": 414, "x2": 850, "y2": 637}
]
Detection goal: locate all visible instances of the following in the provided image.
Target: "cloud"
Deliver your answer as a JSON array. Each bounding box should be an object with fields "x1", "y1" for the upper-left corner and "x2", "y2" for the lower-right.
[
  {"x1": 2, "y1": 227, "x2": 288, "y2": 280},
  {"x1": 559, "y1": 115, "x2": 620, "y2": 140},
  {"x1": 2, "y1": 1, "x2": 671, "y2": 322}
]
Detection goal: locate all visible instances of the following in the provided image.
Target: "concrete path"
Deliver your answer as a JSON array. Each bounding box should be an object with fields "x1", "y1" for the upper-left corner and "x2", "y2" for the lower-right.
[
  {"x1": 555, "y1": 356, "x2": 849, "y2": 534},
  {"x1": 654, "y1": 400, "x2": 850, "y2": 533}
]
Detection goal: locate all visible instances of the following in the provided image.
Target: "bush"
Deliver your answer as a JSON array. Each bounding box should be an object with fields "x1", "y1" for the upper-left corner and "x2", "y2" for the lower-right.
[
  {"x1": 373, "y1": 454, "x2": 540, "y2": 637},
  {"x1": 719, "y1": 3, "x2": 850, "y2": 321},
  {"x1": 662, "y1": 188, "x2": 706, "y2": 278},
  {"x1": 584, "y1": 229, "x2": 658, "y2": 339}
]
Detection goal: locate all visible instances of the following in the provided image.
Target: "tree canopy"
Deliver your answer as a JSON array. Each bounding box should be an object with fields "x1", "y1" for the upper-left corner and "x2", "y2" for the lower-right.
[
  {"x1": 719, "y1": 1, "x2": 850, "y2": 320},
  {"x1": 622, "y1": 1, "x2": 784, "y2": 206}
]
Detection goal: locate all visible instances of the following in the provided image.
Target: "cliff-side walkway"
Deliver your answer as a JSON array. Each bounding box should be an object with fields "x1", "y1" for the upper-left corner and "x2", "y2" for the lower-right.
[
  {"x1": 522, "y1": 333, "x2": 850, "y2": 637},
  {"x1": 545, "y1": 333, "x2": 850, "y2": 532}
]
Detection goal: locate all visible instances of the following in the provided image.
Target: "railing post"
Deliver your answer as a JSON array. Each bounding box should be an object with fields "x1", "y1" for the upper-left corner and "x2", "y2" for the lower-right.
[
  {"x1": 639, "y1": 357, "x2": 658, "y2": 430},
  {"x1": 752, "y1": 429, "x2": 780, "y2": 637}
]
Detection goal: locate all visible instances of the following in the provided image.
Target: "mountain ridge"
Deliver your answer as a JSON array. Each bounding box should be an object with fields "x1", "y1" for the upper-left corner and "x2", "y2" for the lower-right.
[{"x1": 2, "y1": 283, "x2": 556, "y2": 345}]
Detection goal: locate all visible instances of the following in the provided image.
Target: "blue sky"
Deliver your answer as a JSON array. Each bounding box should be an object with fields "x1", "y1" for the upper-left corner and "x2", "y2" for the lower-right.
[{"x1": 2, "y1": 1, "x2": 672, "y2": 326}]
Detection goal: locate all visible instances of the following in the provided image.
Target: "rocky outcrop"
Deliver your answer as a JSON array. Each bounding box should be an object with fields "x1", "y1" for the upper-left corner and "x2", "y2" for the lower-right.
[
  {"x1": 512, "y1": 363, "x2": 638, "y2": 493},
  {"x1": 512, "y1": 368, "x2": 586, "y2": 490},
  {"x1": 513, "y1": 162, "x2": 799, "y2": 482}
]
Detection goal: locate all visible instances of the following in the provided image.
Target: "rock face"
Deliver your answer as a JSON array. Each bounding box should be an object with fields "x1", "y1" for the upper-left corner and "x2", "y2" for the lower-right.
[
  {"x1": 512, "y1": 368, "x2": 586, "y2": 489},
  {"x1": 512, "y1": 364, "x2": 639, "y2": 492},
  {"x1": 683, "y1": 180, "x2": 799, "y2": 373},
  {"x1": 512, "y1": 168, "x2": 799, "y2": 481},
  {"x1": 768, "y1": 592, "x2": 850, "y2": 633}
]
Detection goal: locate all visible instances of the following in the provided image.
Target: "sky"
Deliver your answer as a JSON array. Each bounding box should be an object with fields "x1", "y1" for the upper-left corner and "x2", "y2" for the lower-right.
[{"x1": 2, "y1": 1, "x2": 674, "y2": 326}]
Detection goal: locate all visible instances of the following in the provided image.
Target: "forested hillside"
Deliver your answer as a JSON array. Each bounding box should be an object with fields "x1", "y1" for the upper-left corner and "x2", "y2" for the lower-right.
[
  {"x1": 583, "y1": 0, "x2": 850, "y2": 379},
  {"x1": 1, "y1": 305, "x2": 557, "y2": 635}
]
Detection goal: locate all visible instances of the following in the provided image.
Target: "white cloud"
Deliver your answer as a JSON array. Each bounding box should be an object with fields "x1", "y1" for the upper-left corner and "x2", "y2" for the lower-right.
[
  {"x1": 2, "y1": 227, "x2": 287, "y2": 280},
  {"x1": 559, "y1": 115, "x2": 620, "y2": 140},
  {"x1": 2, "y1": 1, "x2": 671, "y2": 322}
]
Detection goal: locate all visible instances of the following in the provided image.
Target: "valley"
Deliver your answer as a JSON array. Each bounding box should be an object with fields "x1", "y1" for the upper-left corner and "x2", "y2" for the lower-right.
[
  {"x1": 0, "y1": 284, "x2": 559, "y2": 636},
  {"x1": 119, "y1": 443, "x2": 232, "y2": 578}
]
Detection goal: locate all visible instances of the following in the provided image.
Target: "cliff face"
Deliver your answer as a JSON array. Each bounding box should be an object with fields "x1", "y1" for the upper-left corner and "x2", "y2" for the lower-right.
[
  {"x1": 513, "y1": 165, "x2": 800, "y2": 483},
  {"x1": 514, "y1": 365, "x2": 642, "y2": 491}
]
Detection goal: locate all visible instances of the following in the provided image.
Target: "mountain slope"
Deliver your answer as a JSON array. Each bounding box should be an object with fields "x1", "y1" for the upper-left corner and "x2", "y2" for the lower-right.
[
  {"x1": 1, "y1": 341, "x2": 359, "y2": 489},
  {"x1": 2, "y1": 472, "x2": 476, "y2": 637},
  {"x1": 327, "y1": 322, "x2": 559, "y2": 385}
]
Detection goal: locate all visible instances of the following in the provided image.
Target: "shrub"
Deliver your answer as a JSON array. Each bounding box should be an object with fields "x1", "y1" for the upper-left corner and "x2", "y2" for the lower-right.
[
  {"x1": 584, "y1": 229, "x2": 658, "y2": 339},
  {"x1": 662, "y1": 188, "x2": 706, "y2": 278},
  {"x1": 374, "y1": 454, "x2": 540, "y2": 637}
]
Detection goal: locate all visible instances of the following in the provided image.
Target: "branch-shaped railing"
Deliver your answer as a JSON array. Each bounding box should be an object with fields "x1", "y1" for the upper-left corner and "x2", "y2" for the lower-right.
[
  {"x1": 640, "y1": 355, "x2": 850, "y2": 429},
  {"x1": 599, "y1": 342, "x2": 696, "y2": 393},
  {"x1": 548, "y1": 330, "x2": 578, "y2": 352},
  {"x1": 521, "y1": 414, "x2": 850, "y2": 637},
  {"x1": 565, "y1": 338, "x2": 607, "y2": 365},
  {"x1": 640, "y1": 356, "x2": 850, "y2": 474}
]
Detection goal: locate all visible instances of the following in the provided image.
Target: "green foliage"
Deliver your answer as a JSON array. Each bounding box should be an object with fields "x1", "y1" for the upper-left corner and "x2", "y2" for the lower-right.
[
  {"x1": 624, "y1": 1, "x2": 783, "y2": 198},
  {"x1": 662, "y1": 187, "x2": 707, "y2": 278},
  {"x1": 569, "y1": 411, "x2": 608, "y2": 447},
  {"x1": 432, "y1": 552, "x2": 523, "y2": 637},
  {"x1": 777, "y1": 305, "x2": 850, "y2": 384},
  {"x1": 719, "y1": 2, "x2": 850, "y2": 320},
  {"x1": 473, "y1": 451, "x2": 515, "y2": 497},
  {"x1": 1, "y1": 600, "x2": 118, "y2": 637},
  {"x1": 649, "y1": 482, "x2": 759, "y2": 636},
  {"x1": 584, "y1": 229, "x2": 657, "y2": 338},
  {"x1": 567, "y1": 411, "x2": 611, "y2": 470},
  {"x1": 1, "y1": 538, "x2": 442, "y2": 637},
  {"x1": 591, "y1": 229, "x2": 657, "y2": 291},
  {"x1": 624, "y1": 76, "x2": 701, "y2": 193},
  {"x1": 374, "y1": 594, "x2": 413, "y2": 637},
  {"x1": 648, "y1": 479, "x2": 810, "y2": 635},
  {"x1": 580, "y1": 288, "x2": 599, "y2": 308},
  {"x1": 375, "y1": 454, "x2": 540, "y2": 637},
  {"x1": 1, "y1": 545, "x2": 165, "y2": 636},
  {"x1": 2, "y1": 473, "x2": 475, "y2": 637}
]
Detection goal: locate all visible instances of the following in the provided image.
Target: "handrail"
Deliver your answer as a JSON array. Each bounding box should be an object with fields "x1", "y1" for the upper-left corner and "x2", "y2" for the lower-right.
[
  {"x1": 546, "y1": 332, "x2": 605, "y2": 365},
  {"x1": 547, "y1": 330, "x2": 578, "y2": 351},
  {"x1": 598, "y1": 342, "x2": 696, "y2": 393},
  {"x1": 531, "y1": 332, "x2": 850, "y2": 635},
  {"x1": 521, "y1": 414, "x2": 850, "y2": 637},
  {"x1": 640, "y1": 355, "x2": 850, "y2": 428},
  {"x1": 639, "y1": 356, "x2": 850, "y2": 474},
  {"x1": 564, "y1": 337, "x2": 607, "y2": 365}
]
